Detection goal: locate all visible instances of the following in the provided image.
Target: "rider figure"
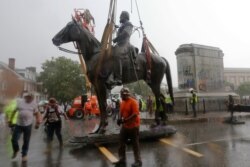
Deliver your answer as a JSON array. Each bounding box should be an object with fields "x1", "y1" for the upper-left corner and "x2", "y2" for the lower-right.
[{"x1": 112, "y1": 11, "x2": 133, "y2": 85}]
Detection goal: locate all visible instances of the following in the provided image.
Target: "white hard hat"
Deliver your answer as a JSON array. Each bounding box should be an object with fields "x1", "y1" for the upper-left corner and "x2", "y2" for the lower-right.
[{"x1": 189, "y1": 88, "x2": 194, "y2": 92}]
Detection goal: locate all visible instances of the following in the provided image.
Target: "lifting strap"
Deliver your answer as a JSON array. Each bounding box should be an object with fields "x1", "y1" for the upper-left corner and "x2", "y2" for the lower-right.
[
  {"x1": 134, "y1": 0, "x2": 160, "y2": 83},
  {"x1": 95, "y1": 0, "x2": 117, "y2": 83}
]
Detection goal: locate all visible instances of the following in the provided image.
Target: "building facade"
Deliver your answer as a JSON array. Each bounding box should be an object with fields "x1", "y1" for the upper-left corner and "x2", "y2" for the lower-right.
[
  {"x1": 224, "y1": 68, "x2": 250, "y2": 91},
  {"x1": 0, "y1": 61, "x2": 24, "y2": 102},
  {"x1": 0, "y1": 58, "x2": 45, "y2": 103}
]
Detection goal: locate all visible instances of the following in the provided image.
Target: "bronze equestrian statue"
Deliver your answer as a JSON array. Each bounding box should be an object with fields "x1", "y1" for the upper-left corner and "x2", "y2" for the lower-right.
[
  {"x1": 111, "y1": 11, "x2": 134, "y2": 85},
  {"x1": 52, "y1": 16, "x2": 174, "y2": 134}
]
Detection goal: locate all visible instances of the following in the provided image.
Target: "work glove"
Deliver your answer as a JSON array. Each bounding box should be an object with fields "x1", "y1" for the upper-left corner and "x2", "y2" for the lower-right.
[{"x1": 117, "y1": 118, "x2": 124, "y2": 126}]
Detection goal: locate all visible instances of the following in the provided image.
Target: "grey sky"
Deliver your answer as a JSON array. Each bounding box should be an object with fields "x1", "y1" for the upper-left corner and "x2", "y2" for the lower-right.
[{"x1": 0, "y1": 0, "x2": 249, "y2": 86}]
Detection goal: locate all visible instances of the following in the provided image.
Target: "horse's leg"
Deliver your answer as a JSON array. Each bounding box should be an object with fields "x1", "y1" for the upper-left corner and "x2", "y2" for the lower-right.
[
  {"x1": 94, "y1": 84, "x2": 108, "y2": 134},
  {"x1": 150, "y1": 84, "x2": 161, "y2": 126}
]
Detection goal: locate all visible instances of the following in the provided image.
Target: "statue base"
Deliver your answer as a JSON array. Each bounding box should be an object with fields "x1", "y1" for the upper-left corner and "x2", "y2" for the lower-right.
[{"x1": 69, "y1": 125, "x2": 177, "y2": 145}]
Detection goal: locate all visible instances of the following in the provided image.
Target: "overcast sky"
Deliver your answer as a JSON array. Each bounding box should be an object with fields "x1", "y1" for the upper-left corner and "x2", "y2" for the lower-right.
[{"x1": 0, "y1": 0, "x2": 250, "y2": 86}]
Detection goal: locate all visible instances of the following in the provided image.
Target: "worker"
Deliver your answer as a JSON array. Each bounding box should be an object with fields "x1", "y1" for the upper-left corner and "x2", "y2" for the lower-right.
[
  {"x1": 165, "y1": 92, "x2": 173, "y2": 113},
  {"x1": 158, "y1": 94, "x2": 168, "y2": 125},
  {"x1": 9, "y1": 92, "x2": 41, "y2": 162},
  {"x1": 189, "y1": 88, "x2": 198, "y2": 118},
  {"x1": 114, "y1": 87, "x2": 142, "y2": 167},
  {"x1": 4, "y1": 99, "x2": 18, "y2": 132}
]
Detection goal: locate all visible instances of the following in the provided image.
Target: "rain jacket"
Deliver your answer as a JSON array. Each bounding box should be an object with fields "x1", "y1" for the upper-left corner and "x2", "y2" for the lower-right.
[{"x1": 4, "y1": 99, "x2": 18, "y2": 124}]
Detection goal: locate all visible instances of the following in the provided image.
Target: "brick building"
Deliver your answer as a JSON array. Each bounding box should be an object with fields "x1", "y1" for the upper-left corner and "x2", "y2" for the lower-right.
[
  {"x1": 0, "y1": 58, "x2": 45, "y2": 102},
  {"x1": 0, "y1": 59, "x2": 24, "y2": 101}
]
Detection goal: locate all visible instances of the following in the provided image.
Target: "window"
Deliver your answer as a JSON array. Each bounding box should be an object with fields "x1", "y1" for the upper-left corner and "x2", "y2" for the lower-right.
[{"x1": 1, "y1": 81, "x2": 6, "y2": 91}]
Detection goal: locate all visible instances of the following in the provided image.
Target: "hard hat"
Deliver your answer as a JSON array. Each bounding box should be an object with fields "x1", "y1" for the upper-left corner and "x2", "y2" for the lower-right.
[{"x1": 189, "y1": 88, "x2": 194, "y2": 92}]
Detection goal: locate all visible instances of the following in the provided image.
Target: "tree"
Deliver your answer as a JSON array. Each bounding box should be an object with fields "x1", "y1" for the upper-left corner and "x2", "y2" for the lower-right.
[
  {"x1": 237, "y1": 82, "x2": 250, "y2": 97},
  {"x1": 125, "y1": 80, "x2": 152, "y2": 98},
  {"x1": 38, "y1": 56, "x2": 85, "y2": 103}
]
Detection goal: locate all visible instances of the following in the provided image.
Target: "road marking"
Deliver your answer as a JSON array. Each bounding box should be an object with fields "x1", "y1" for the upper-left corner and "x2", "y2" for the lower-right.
[
  {"x1": 97, "y1": 146, "x2": 118, "y2": 163},
  {"x1": 182, "y1": 148, "x2": 203, "y2": 157},
  {"x1": 184, "y1": 135, "x2": 250, "y2": 146},
  {"x1": 160, "y1": 138, "x2": 203, "y2": 158}
]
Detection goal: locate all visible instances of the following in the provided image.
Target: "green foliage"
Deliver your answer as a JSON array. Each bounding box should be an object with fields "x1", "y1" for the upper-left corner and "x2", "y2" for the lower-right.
[
  {"x1": 125, "y1": 80, "x2": 152, "y2": 98},
  {"x1": 224, "y1": 80, "x2": 235, "y2": 91},
  {"x1": 38, "y1": 57, "x2": 84, "y2": 102},
  {"x1": 237, "y1": 82, "x2": 250, "y2": 96}
]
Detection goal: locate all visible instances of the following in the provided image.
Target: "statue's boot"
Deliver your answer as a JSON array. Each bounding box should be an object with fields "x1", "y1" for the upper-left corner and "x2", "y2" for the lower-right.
[{"x1": 114, "y1": 60, "x2": 123, "y2": 85}]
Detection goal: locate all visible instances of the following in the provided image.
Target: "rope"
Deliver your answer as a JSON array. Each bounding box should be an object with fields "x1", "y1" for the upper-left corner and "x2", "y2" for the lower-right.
[
  {"x1": 135, "y1": 0, "x2": 144, "y2": 34},
  {"x1": 95, "y1": 0, "x2": 117, "y2": 85}
]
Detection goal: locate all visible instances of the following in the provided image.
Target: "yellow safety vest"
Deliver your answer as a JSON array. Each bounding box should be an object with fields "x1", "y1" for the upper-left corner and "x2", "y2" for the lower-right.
[
  {"x1": 165, "y1": 96, "x2": 172, "y2": 104},
  {"x1": 4, "y1": 99, "x2": 18, "y2": 124},
  {"x1": 190, "y1": 93, "x2": 198, "y2": 104}
]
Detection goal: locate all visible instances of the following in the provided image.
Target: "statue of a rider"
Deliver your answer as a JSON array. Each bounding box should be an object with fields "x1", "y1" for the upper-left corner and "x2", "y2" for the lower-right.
[{"x1": 110, "y1": 11, "x2": 134, "y2": 85}]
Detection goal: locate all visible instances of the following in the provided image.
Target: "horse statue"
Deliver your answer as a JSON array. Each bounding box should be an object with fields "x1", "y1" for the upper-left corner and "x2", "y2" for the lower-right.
[{"x1": 52, "y1": 20, "x2": 174, "y2": 133}]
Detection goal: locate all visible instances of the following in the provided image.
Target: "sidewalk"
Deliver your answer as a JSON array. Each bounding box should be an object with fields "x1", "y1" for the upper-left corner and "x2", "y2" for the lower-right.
[{"x1": 140, "y1": 111, "x2": 250, "y2": 124}]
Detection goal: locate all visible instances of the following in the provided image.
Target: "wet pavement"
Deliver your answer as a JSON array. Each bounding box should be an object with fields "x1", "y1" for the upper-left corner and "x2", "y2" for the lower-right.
[{"x1": 1, "y1": 112, "x2": 250, "y2": 167}]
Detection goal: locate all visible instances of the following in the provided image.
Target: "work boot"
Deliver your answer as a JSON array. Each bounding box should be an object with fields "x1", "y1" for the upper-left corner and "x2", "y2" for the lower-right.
[
  {"x1": 44, "y1": 142, "x2": 52, "y2": 154},
  {"x1": 114, "y1": 160, "x2": 126, "y2": 167},
  {"x1": 22, "y1": 156, "x2": 28, "y2": 162},
  {"x1": 11, "y1": 151, "x2": 19, "y2": 159},
  {"x1": 131, "y1": 161, "x2": 142, "y2": 167}
]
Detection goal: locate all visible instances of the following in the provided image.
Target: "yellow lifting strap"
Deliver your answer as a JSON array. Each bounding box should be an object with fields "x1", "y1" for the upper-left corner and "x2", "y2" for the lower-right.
[
  {"x1": 75, "y1": 43, "x2": 91, "y2": 90},
  {"x1": 100, "y1": 0, "x2": 117, "y2": 57},
  {"x1": 95, "y1": 0, "x2": 117, "y2": 82}
]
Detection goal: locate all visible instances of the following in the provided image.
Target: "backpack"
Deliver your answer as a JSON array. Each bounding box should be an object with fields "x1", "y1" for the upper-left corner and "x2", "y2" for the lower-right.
[{"x1": 45, "y1": 105, "x2": 61, "y2": 123}]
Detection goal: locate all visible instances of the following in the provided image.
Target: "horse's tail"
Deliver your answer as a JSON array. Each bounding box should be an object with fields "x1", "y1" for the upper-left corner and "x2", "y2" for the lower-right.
[{"x1": 161, "y1": 57, "x2": 174, "y2": 105}]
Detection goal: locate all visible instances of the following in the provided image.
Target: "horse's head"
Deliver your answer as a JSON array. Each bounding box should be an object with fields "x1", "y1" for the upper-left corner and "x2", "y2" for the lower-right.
[
  {"x1": 52, "y1": 20, "x2": 82, "y2": 46},
  {"x1": 52, "y1": 19, "x2": 101, "y2": 59}
]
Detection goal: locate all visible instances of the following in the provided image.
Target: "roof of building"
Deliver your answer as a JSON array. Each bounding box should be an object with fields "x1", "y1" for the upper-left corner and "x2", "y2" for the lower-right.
[
  {"x1": 224, "y1": 67, "x2": 250, "y2": 73},
  {"x1": 175, "y1": 43, "x2": 223, "y2": 56},
  {"x1": 0, "y1": 61, "x2": 25, "y2": 80}
]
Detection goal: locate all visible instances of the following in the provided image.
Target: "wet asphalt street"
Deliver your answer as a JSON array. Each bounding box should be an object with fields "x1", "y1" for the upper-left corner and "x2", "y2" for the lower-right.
[{"x1": 1, "y1": 116, "x2": 250, "y2": 167}]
